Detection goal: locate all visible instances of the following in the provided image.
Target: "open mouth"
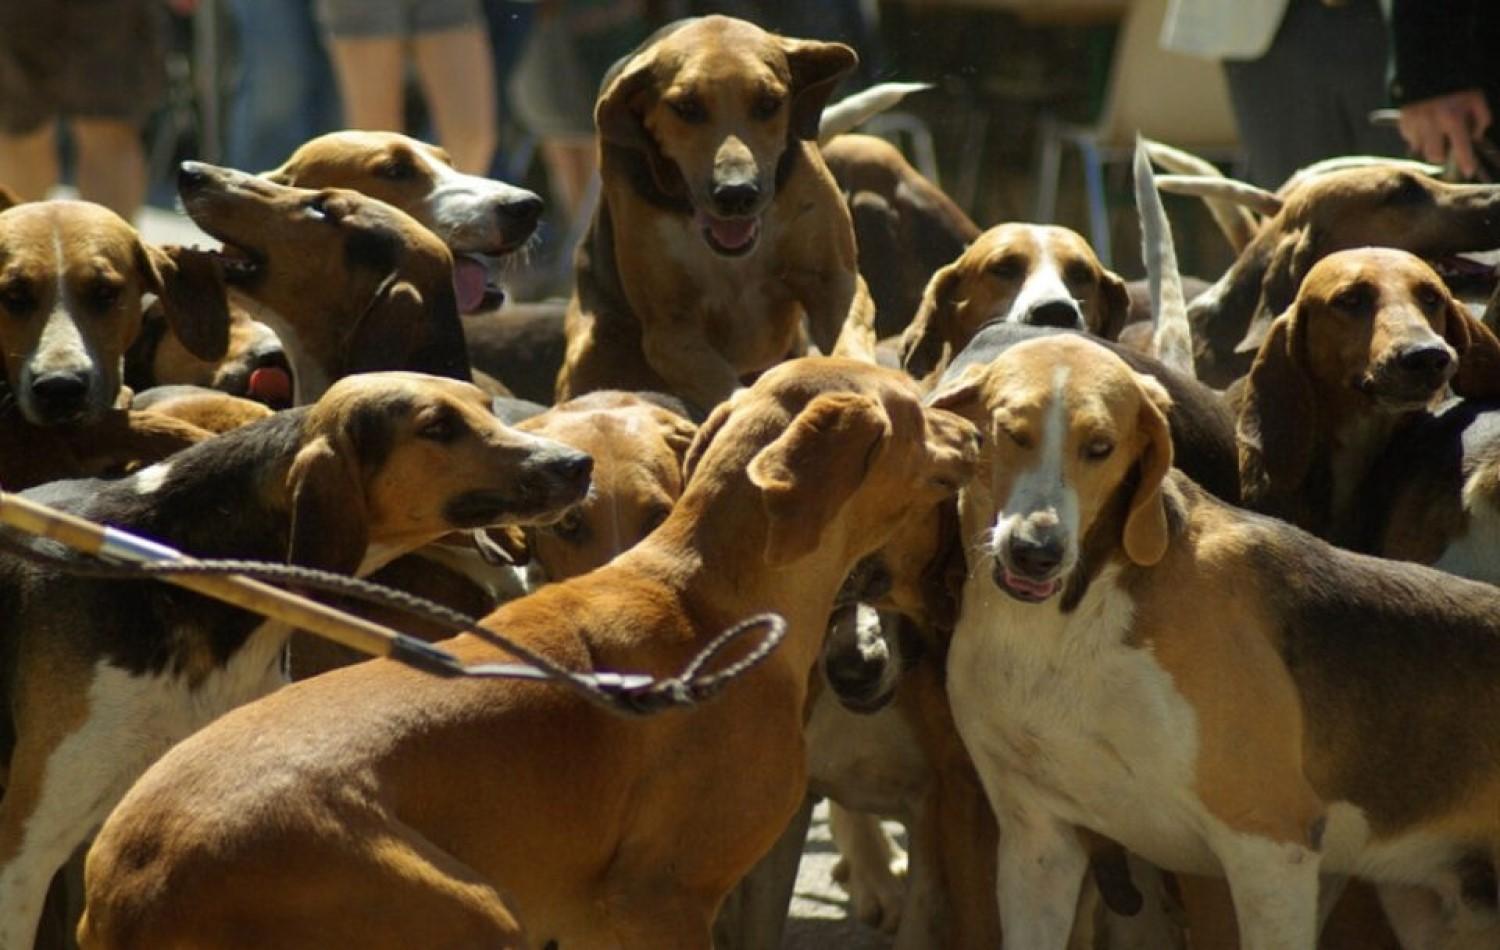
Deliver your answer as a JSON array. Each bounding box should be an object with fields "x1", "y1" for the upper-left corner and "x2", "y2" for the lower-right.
[
  {"x1": 993, "y1": 561, "x2": 1061, "y2": 603},
  {"x1": 454, "y1": 254, "x2": 508, "y2": 314},
  {"x1": 695, "y1": 210, "x2": 761, "y2": 258}
]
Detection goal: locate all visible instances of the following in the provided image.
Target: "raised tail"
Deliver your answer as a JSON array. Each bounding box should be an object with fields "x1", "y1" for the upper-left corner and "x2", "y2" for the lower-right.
[
  {"x1": 818, "y1": 82, "x2": 932, "y2": 144},
  {"x1": 1134, "y1": 135, "x2": 1195, "y2": 379}
]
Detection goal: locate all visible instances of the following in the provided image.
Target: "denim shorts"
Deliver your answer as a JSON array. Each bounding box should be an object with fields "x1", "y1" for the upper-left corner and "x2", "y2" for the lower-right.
[{"x1": 316, "y1": 0, "x2": 483, "y2": 37}]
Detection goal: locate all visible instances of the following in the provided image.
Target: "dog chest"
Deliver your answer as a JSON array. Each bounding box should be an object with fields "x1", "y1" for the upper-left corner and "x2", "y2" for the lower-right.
[{"x1": 948, "y1": 565, "x2": 1219, "y2": 873}]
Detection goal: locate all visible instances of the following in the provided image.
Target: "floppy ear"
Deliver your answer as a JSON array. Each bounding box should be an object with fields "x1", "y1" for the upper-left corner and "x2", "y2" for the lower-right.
[
  {"x1": 1241, "y1": 226, "x2": 1317, "y2": 353},
  {"x1": 1236, "y1": 312, "x2": 1316, "y2": 506},
  {"x1": 595, "y1": 49, "x2": 684, "y2": 197},
  {"x1": 925, "y1": 362, "x2": 986, "y2": 419},
  {"x1": 1096, "y1": 268, "x2": 1133, "y2": 341},
  {"x1": 0, "y1": 184, "x2": 18, "y2": 211},
  {"x1": 782, "y1": 37, "x2": 858, "y2": 141},
  {"x1": 1441, "y1": 298, "x2": 1500, "y2": 399},
  {"x1": 286, "y1": 434, "x2": 369, "y2": 574},
  {"x1": 651, "y1": 407, "x2": 699, "y2": 472},
  {"x1": 1123, "y1": 374, "x2": 1174, "y2": 566},
  {"x1": 748, "y1": 392, "x2": 891, "y2": 565},
  {"x1": 682, "y1": 398, "x2": 735, "y2": 483},
  {"x1": 347, "y1": 277, "x2": 471, "y2": 381},
  {"x1": 137, "y1": 243, "x2": 231, "y2": 362},
  {"x1": 901, "y1": 262, "x2": 962, "y2": 378}
]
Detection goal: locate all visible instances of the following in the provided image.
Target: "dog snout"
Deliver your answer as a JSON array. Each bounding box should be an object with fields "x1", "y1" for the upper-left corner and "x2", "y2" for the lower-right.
[
  {"x1": 822, "y1": 604, "x2": 896, "y2": 713},
  {"x1": 1394, "y1": 343, "x2": 1454, "y2": 382},
  {"x1": 1026, "y1": 299, "x2": 1083, "y2": 330},
  {"x1": 710, "y1": 180, "x2": 760, "y2": 218},
  {"x1": 1005, "y1": 531, "x2": 1065, "y2": 580},
  {"x1": 29, "y1": 370, "x2": 93, "y2": 422},
  {"x1": 177, "y1": 161, "x2": 211, "y2": 193},
  {"x1": 544, "y1": 449, "x2": 594, "y2": 495},
  {"x1": 496, "y1": 191, "x2": 544, "y2": 230}
]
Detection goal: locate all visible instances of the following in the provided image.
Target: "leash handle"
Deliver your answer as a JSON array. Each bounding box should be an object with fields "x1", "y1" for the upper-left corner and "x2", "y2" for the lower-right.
[{"x1": 0, "y1": 491, "x2": 464, "y2": 672}]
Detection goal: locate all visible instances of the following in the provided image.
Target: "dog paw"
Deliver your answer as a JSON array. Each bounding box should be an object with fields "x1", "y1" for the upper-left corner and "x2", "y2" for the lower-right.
[{"x1": 832, "y1": 849, "x2": 908, "y2": 934}]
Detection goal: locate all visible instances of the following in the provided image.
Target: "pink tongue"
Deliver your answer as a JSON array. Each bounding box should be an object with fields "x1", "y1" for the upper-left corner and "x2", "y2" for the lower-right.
[
  {"x1": 454, "y1": 257, "x2": 489, "y2": 313},
  {"x1": 1005, "y1": 570, "x2": 1059, "y2": 599},
  {"x1": 700, "y1": 213, "x2": 756, "y2": 250},
  {"x1": 247, "y1": 366, "x2": 292, "y2": 404}
]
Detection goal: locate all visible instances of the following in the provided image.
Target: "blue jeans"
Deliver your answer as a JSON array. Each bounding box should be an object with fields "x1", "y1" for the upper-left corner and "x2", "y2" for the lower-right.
[{"x1": 225, "y1": 0, "x2": 341, "y2": 172}]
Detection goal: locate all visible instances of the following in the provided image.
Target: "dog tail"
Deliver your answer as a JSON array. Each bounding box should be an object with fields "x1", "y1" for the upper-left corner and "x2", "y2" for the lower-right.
[
  {"x1": 1141, "y1": 139, "x2": 1262, "y2": 253},
  {"x1": 1134, "y1": 135, "x2": 1195, "y2": 379},
  {"x1": 818, "y1": 82, "x2": 932, "y2": 143}
]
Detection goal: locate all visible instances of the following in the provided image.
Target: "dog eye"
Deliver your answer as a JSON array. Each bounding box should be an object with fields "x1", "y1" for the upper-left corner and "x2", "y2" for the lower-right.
[
  {"x1": 1415, "y1": 284, "x2": 1443, "y2": 308},
  {"x1": 376, "y1": 158, "x2": 416, "y2": 181},
  {"x1": 1082, "y1": 437, "x2": 1114, "y2": 461},
  {"x1": 1004, "y1": 427, "x2": 1032, "y2": 449},
  {"x1": 0, "y1": 282, "x2": 34, "y2": 314},
  {"x1": 89, "y1": 281, "x2": 122, "y2": 309},
  {"x1": 1331, "y1": 288, "x2": 1370, "y2": 314},
  {"x1": 989, "y1": 257, "x2": 1026, "y2": 280},
  {"x1": 304, "y1": 195, "x2": 329, "y2": 220},
  {"x1": 417, "y1": 412, "x2": 461, "y2": 442},
  {"x1": 751, "y1": 94, "x2": 783, "y2": 120},
  {"x1": 551, "y1": 509, "x2": 587, "y2": 543},
  {"x1": 670, "y1": 97, "x2": 707, "y2": 124},
  {"x1": 1062, "y1": 262, "x2": 1095, "y2": 285}
]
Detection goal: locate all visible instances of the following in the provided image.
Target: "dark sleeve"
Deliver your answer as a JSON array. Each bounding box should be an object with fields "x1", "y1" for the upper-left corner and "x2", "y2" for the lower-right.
[{"x1": 1389, "y1": 0, "x2": 1484, "y2": 105}]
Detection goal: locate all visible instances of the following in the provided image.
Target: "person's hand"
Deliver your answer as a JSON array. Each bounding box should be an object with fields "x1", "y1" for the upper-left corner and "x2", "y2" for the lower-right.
[{"x1": 1398, "y1": 89, "x2": 1493, "y2": 179}]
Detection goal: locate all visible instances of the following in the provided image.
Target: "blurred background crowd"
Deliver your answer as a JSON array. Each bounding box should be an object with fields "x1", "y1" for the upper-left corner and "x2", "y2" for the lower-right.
[{"x1": 0, "y1": 0, "x2": 1488, "y2": 293}]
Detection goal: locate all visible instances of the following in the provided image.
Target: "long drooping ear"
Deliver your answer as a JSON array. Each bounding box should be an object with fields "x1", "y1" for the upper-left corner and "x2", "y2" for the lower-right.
[
  {"x1": 1236, "y1": 311, "x2": 1316, "y2": 507},
  {"x1": 1097, "y1": 268, "x2": 1133, "y2": 341},
  {"x1": 137, "y1": 243, "x2": 231, "y2": 362},
  {"x1": 900, "y1": 262, "x2": 963, "y2": 378},
  {"x1": 1241, "y1": 226, "x2": 1317, "y2": 353},
  {"x1": 0, "y1": 184, "x2": 18, "y2": 211},
  {"x1": 925, "y1": 362, "x2": 986, "y2": 419},
  {"x1": 682, "y1": 398, "x2": 735, "y2": 483},
  {"x1": 782, "y1": 38, "x2": 859, "y2": 141},
  {"x1": 286, "y1": 434, "x2": 369, "y2": 573},
  {"x1": 747, "y1": 392, "x2": 891, "y2": 565},
  {"x1": 347, "y1": 277, "x2": 471, "y2": 381},
  {"x1": 1441, "y1": 297, "x2": 1500, "y2": 399},
  {"x1": 594, "y1": 49, "x2": 684, "y2": 197},
  {"x1": 1123, "y1": 374, "x2": 1174, "y2": 566}
]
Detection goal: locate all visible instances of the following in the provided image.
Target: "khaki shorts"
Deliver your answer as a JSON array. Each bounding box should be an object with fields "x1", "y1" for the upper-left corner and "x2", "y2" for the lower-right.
[
  {"x1": 0, "y1": 0, "x2": 166, "y2": 134},
  {"x1": 316, "y1": 0, "x2": 483, "y2": 38}
]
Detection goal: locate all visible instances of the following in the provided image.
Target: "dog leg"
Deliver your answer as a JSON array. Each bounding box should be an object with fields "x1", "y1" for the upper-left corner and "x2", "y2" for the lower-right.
[
  {"x1": 991, "y1": 802, "x2": 1089, "y2": 950},
  {"x1": 640, "y1": 325, "x2": 743, "y2": 413},
  {"x1": 712, "y1": 794, "x2": 814, "y2": 950},
  {"x1": 1216, "y1": 835, "x2": 1321, "y2": 950},
  {"x1": 829, "y1": 803, "x2": 907, "y2": 933}
]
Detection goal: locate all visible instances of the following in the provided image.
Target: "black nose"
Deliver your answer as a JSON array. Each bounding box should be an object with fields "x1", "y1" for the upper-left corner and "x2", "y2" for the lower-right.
[
  {"x1": 555, "y1": 451, "x2": 593, "y2": 490},
  {"x1": 1026, "y1": 300, "x2": 1082, "y2": 329},
  {"x1": 711, "y1": 181, "x2": 760, "y2": 217},
  {"x1": 177, "y1": 162, "x2": 210, "y2": 192},
  {"x1": 498, "y1": 192, "x2": 543, "y2": 228},
  {"x1": 1007, "y1": 534, "x2": 1064, "y2": 579},
  {"x1": 825, "y1": 648, "x2": 890, "y2": 707},
  {"x1": 31, "y1": 370, "x2": 90, "y2": 413},
  {"x1": 1396, "y1": 344, "x2": 1453, "y2": 379}
]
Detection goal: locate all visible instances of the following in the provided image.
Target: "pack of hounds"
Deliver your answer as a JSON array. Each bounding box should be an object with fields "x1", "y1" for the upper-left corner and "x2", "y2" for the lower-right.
[{"x1": 3, "y1": 13, "x2": 1500, "y2": 950}]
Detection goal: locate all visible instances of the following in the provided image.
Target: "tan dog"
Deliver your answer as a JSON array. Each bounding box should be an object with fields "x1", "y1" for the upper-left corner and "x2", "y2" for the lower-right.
[
  {"x1": 1181, "y1": 167, "x2": 1500, "y2": 386},
  {"x1": 126, "y1": 302, "x2": 292, "y2": 407},
  {"x1": 935, "y1": 333, "x2": 1500, "y2": 949},
  {"x1": 0, "y1": 372, "x2": 592, "y2": 950},
  {"x1": 1236, "y1": 247, "x2": 1500, "y2": 545},
  {"x1": 80, "y1": 357, "x2": 978, "y2": 949},
  {"x1": 266, "y1": 130, "x2": 543, "y2": 315},
  {"x1": 557, "y1": 16, "x2": 876, "y2": 412},
  {"x1": 176, "y1": 161, "x2": 472, "y2": 404},
  {"x1": 899, "y1": 222, "x2": 1132, "y2": 380}
]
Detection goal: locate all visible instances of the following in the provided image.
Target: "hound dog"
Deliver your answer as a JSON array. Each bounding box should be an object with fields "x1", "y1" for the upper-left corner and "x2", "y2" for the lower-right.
[
  {"x1": 1236, "y1": 247, "x2": 1500, "y2": 546},
  {"x1": 125, "y1": 301, "x2": 292, "y2": 408},
  {"x1": 1177, "y1": 166, "x2": 1500, "y2": 386},
  {"x1": 176, "y1": 161, "x2": 473, "y2": 404},
  {"x1": 79, "y1": 357, "x2": 978, "y2": 949},
  {"x1": 933, "y1": 332, "x2": 1500, "y2": 950},
  {"x1": 0, "y1": 371, "x2": 591, "y2": 950},
  {"x1": 556, "y1": 16, "x2": 877, "y2": 413},
  {"x1": 899, "y1": 223, "x2": 1133, "y2": 382},
  {"x1": 265, "y1": 130, "x2": 543, "y2": 316}
]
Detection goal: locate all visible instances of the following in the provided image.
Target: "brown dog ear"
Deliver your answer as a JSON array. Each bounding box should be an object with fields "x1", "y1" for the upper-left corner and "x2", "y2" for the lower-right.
[
  {"x1": 1241, "y1": 226, "x2": 1317, "y2": 354},
  {"x1": 347, "y1": 277, "x2": 472, "y2": 381},
  {"x1": 748, "y1": 392, "x2": 891, "y2": 565},
  {"x1": 1124, "y1": 374, "x2": 1174, "y2": 566},
  {"x1": 783, "y1": 38, "x2": 859, "y2": 141},
  {"x1": 651, "y1": 407, "x2": 699, "y2": 472},
  {"x1": 594, "y1": 50, "x2": 686, "y2": 199},
  {"x1": 1236, "y1": 311, "x2": 1316, "y2": 508},
  {"x1": 1097, "y1": 268, "x2": 1133, "y2": 341},
  {"x1": 0, "y1": 184, "x2": 19, "y2": 211},
  {"x1": 901, "y1": 262, "x2": 963, "y2": 378},
  {"x1": 1442, "y1": 298, "x2": 1500, "y2": 399},
  {"x1": 925, "y1": 362, "x2": 986, "y2": 419},
  {"x1": 137, "y1": 244, "x2": 231, "y2": 362},
  {"x1": 286, "y1": 435, "x2": 369, "y2": 573}
]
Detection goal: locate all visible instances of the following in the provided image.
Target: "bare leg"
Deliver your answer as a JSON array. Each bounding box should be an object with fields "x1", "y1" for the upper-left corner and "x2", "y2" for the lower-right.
[
  {"x1": 0, "y1": 124, "x2": 58, "y2": 201},
  {"x1": 412, "y1": 27, "x2": 498, "y2": 174},
  {"x1": 72, "y1": 119, "x2": 146, "y2": 219},
  {"x1": 541, "y1": 138, "x2": 595, "y2": 222},
  {"x1": 326, "y1": 36, "x2": 404, "y2": 133}
]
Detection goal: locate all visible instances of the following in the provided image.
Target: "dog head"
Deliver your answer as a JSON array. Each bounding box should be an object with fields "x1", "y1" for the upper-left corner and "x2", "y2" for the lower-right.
[
  {"x1": 509, "y1": 390, "x2": 696, "y2": 581},
  {"x1": 127, "y1": 302, "x2": 293, "y2": 409},
  {"x1": 1237, "y1": 248, "x2": 1500, "y2": 505},
  {"x1": 596, "y1": 15, "x2": 856, "y2": 258},
  {"x1": 931, "y1": 335, "x2": 1174, "y2": 604},
  {"x1": 679, "y1": 357, "x2": 979, "y2": 569},
  {"x1": 267, "y1": 131, "x2": 543, "y2": 314},
  {"x1": 177, "y1": 161, "x2": 471, "y2": 403},
  {"x1": 901, "y1": 223, "x2": 1130, "y2": 379},
  {"x1": 0, "y1": 200, "x2": 229, "y2": 425},
  {"x1": 286, "y1": 371, "x2": 594, "y2": 572}
]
